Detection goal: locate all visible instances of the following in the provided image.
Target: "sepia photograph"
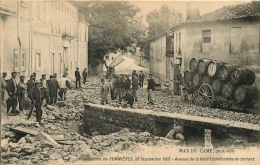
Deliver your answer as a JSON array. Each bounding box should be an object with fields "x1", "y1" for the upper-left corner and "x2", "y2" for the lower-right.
[{"x1": 0, "y1": 0, "x2": 259, "y2": 164}]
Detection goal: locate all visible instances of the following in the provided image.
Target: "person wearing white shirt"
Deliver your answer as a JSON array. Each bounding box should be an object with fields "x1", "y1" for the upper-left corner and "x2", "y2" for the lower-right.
[{"x1": 58, "y1": 75, "x2": 70, "y2": 100}]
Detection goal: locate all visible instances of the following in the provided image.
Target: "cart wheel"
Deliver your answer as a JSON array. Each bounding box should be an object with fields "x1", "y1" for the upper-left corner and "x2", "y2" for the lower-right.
[{"x1": 197, "y1": 83, "x2": 215, "y2": 107}]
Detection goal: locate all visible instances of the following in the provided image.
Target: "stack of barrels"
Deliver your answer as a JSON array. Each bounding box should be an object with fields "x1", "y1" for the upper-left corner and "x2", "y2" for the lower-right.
[{"x1": 184, "y1": 57, "x2": 259, "y2": 105}]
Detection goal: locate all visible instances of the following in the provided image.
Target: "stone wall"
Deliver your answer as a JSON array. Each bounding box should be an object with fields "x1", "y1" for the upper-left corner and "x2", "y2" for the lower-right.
[
  {"x1": 84, "y1": 104, "x2": 173, "y2": 136},
  {"x1": 84, "y1": 104, "x2": 260, "y2": 139}
]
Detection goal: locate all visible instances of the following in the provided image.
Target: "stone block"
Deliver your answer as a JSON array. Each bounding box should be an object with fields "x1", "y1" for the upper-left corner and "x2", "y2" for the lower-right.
[{"x1": 36, "y1": 132, "x2": 60, "y2": 147}]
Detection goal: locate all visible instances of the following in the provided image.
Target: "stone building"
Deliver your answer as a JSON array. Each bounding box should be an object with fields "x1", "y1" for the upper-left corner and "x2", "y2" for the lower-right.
[
  {"x1": 150, "y1": 1, "x2": 260, "y2": 90},
  {"x1": 0, "y1": 0, "x2": 88, "y2": 80},
  {"x1": 149, "y1": 32, "x2": 174, "y2": 86},
  {"x1": 173, "y1": 1, "x2": 260, "y2": 88}
]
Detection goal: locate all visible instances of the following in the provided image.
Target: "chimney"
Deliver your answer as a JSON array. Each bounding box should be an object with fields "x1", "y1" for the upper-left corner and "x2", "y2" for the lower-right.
[{"x1": 252, "y1": 1, "x2": 260, "y2": 14}]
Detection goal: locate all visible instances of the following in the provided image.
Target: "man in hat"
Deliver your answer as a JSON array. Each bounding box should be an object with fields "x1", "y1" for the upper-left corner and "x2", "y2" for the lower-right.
[
  {"x1": 53, "y1": 73, "x2": 59, "y2": 104},
  {"x1": 27, "y1": 74, "x2": 35, "y2": 101},
  {"x1": 0, "y1": 72, "x2": 7, "y2": 105},
  {"x1": 132, "y1": 74, "x2": 139, "y2": 102},
  {"x1": 47, "y1": 75, "x2": 56, "y2": 105},
  {"x1": 17, "y1": 76, "x2": 27, "y2": 111},
  {"x1": 174, "y1": 69, "x2": 182, "y2": 95},
  {"x1": 108, "y1": 74, "x2": 116, "y2": 100},
  {"x1": 123, "y1": 75, "x2": 131, "y2": 97},
  {"x1": 40, "y1": 74, "x2": 50, "y2": 105},
  {"x1": 75, "y1": 67, "x2": 81, "y2": 88},
  {"x1": 33, "y1": 73, "x2": 36, "y2": 82},
  {"x1": 138, "y1": 70, "x2": 145, "y2": 88},
  {"x1": 100, "y1": 78, "x2": 110, "y2": 105},
  {"x1": 132, "y1": 70, "x2": 138, "y2": 81},
  {"x1": 82, "y1": 68, "x2": 88, "y2": 84},
  {"x1": 29, "y1": 80, "x2": 43, "y2": 124},
  {"x1": 147, "y1": 73, "x2": 155, "y2": 105},
  {"x1": 6, "y1": 72, "x2": 18, "y2": 115}
]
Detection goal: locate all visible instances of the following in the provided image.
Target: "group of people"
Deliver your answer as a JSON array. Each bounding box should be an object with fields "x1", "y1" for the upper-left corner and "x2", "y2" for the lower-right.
[
  {"x1": 75, "y1": 67, "x2": 88, "y2": 88},
  {"x1": 0, "y1": 71, "x2": 71, "y2": 124},
  {"x1": 100, "y1": 70, "x2": 156, "y2": 107}
]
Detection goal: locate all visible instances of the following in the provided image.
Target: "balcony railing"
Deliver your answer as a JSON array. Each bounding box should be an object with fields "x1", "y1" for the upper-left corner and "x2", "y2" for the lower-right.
[{"x1": 0, "y1": 0, "x2": 17, "y2": 14}]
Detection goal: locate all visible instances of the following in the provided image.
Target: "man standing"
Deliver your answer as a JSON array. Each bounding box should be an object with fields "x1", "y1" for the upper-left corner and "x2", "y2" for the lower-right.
[
  {"x1": 109, "y1": 75, "x2": 116, "y2": 100},
  {"x1": 147, "y1": 74, "x2": 155, "y2": 105},
  {"x1": 47, "y1": 75, "x2": 56, "y2": 105},
  {"x1": 30, "y1": 80, "x2": 43, "y2": 125},
  {"x1": 6, "y1": 72, "x2": 18, "y2": 115},
  {"x1": 53, "y1": 73, "x2": 59, "y2": 104},
  {"x1": 138, "y1": 71, "x2": 145, "y2": 88},
  {"x1": 40, "y1": 74, "x2": 50, "y2": 105},
  {"x1": 1, "y1": 72, "x2": 7, "y2": 105},
  {"x1": 132, "y1": 70, "x2": 138, "y2": 81},
  {"x1": 82, "y1": 68, "x2": 88, "y2": 84},
  {"x1": 27, "y1": 74, "x2": 35, "y2": 101},
  {"x1": 123, "y1": 75, "x2": 131, "y2": 97},
  {"x1": 17, "y1": 76, "x2": 27, "y2": 111},
  {"x1": 132, "y1": 74, "x2": 139, "y2": 102},
  {"x1": 32, "y1": 73, "x2": 36, "y2": 82},
  {"x1": 75, "y1": 67, "x2": 81, "y2": 87},
  {"x1": 58, "y1": 75, "x2": 69, "y2": 100},
  {"x1": 100, "y1": 78, "x2": 110, "y2": 105},
  {"x1": 175, "y1": 69, "x2": 182, "y2": 96}
]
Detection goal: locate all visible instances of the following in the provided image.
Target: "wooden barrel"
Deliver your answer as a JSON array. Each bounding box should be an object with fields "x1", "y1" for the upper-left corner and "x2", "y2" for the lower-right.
[
  {"x1": 192, "y1": 73, "x2": 201, "y2": 88},
  {"x1": 212, "y1": 79, "x2": 223, "y2": 95},
  {"x1": 184, "y1": 70, "x2": 190, "y2": 82},
  {"x1": 198, "y1": 59, "x2": 211, "y2": 74},
  {"x1": 222, "y1": 82, "x2": 235, "y2": 99},
  {"x1": 234, "y1": 85, "x2": 259, "y2": 103},
  {"x1": 218, "y1": 64, "x2": 236, "y2": 81},
  {"x1": 207, "y1": 60, "x2": 223, "y2": 77},
  {"x1": 230, "y1": 68, "x2": 256, "y2": 85},
  {"x1": 201, "y1": 75, "x2": 212, "y2": 85},
  {"x1": 190, "y1": 58, "x2": 200, "y2": 72}
]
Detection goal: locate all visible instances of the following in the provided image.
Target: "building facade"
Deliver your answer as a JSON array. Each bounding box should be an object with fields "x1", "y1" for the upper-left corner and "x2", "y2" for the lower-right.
[
  {"x1": 0, "y1": 0, "x2": 88, "y2": 80},
  {"x1": 149, "y1": 33, "x2": 174, "y2": 89},
  {"x1": 173, "y1": 2, "x2": 260, "y2": 88}
]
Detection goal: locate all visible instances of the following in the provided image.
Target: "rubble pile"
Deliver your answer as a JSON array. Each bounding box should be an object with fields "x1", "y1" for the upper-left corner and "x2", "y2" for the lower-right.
[
  {"x1": 73, "y1": 80, "x2": 260, "y2": 125},
  {"x1": 1, "y1": 124, "x2": 181, "y2": 165}
]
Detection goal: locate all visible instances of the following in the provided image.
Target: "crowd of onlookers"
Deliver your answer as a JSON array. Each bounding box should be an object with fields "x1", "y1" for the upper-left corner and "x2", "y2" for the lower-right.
[
  {"x1": 0, "y1": 67, "x2": 88, "y2": 125},
  {"x1": 0, "y1": 67, "x2": 157, "y2": 124},
  {"x1": 100, "y1": 70, "x2": 156, "y2": 107}
]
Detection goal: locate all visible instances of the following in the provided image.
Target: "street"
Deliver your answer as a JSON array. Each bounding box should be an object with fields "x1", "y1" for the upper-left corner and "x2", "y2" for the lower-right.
[{"x1": 1, "y1": 55, "x2": 260, "y2": 165}]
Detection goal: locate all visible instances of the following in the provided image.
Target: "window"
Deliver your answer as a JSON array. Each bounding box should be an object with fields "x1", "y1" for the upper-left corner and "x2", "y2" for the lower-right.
[
  {"x1": 14, "y1": 49, "x2": 19, "y2": 70},
  {"x1": 36, "y1": 52, "x2": 41, "y2": 69},
  {"x1": 178, "y1": 32, "x2": 181, "y2": 54},
  {"x1": 51, "y1": 53, "x2": 55, "y2": 74},
  {"x1": 202, "y1": 30, "x2": 211, "y2": 43},
  {"x1": 231, "y1": 27, "x2": 242, "y2": 53},
  {"x1": 21, "y1": 51, "x2": 25, "y2": 68},
  {"x1": 60, "y1": 52, "x2": 62, "y2": 74},
  {"x1": 176, "y1": 33, "x2": 178, "y2": 54}
]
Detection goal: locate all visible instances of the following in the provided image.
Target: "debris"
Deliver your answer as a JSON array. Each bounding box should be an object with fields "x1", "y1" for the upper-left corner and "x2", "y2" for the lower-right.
[{"x1": 36, "y1": 132, "x2": 61, "y2": 147}]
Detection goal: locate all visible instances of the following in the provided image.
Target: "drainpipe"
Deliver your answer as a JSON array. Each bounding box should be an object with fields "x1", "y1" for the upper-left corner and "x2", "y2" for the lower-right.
[
  {"x1": 17, "y1": 0, "x2": 22, "y2": 76},
  {"x1": 49, "y1": 1, "x2": 52, "y2": 75},
  {"x1": 29, "y1": 0, "x2": 32, "y2": 76}
]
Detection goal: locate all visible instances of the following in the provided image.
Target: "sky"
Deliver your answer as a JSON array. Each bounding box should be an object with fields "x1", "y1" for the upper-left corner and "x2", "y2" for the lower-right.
[{"x1": 130, "y1": 0, "x2": 252, "y2": 21}]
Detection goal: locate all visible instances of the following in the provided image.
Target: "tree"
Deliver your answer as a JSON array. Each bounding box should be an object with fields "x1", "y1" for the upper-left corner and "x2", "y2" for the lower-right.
[
  {"x1": 146, "y1": 5, "x2": 182, "y2": 40},
  {"x1": 140, "y1": 5, "x2": 182, "y2": 61},
  {"x1": 83, "y1": 1, "x2": 145, "y2": 66}
]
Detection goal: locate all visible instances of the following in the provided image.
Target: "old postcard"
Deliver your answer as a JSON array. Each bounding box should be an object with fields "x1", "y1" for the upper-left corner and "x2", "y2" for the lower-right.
[{"x1": 0, "y1": 0, "x2": 259, "y2": 165}]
